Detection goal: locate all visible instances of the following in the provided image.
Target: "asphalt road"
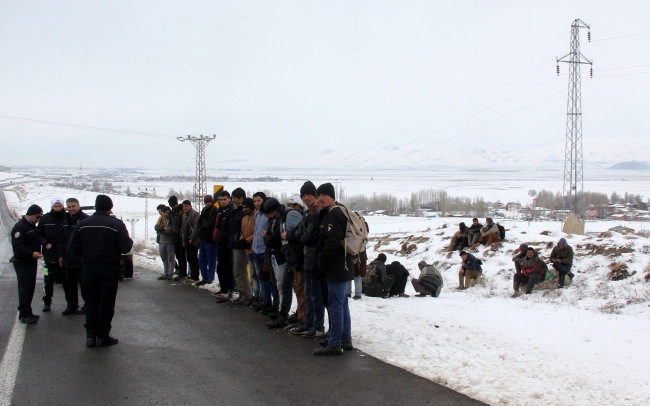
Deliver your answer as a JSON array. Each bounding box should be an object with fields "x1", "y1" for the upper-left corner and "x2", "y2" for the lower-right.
[{"x1": 0, "y1": 186, "x2": 485, "y2": 406}]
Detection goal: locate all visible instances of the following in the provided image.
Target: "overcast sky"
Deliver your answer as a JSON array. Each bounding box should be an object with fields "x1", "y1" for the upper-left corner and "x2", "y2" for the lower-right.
[{"x1": 1, "y1": 1, "x2": 648, "y2": 170}]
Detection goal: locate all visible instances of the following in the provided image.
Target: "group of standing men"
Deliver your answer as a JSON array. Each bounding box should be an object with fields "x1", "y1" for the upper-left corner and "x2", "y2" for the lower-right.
[
  {"x1": 157, "y1": 181, "x2": 354, "y2": 355},
  {"x1": 11, "y1": 195, "x2": 133, "y2": 348}
]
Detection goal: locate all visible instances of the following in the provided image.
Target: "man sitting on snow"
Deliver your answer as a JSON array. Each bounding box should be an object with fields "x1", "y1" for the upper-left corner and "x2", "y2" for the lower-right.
[
  {"x1": 447, "y1": 222, "x2": 469, "y2": 252},
  {"x1": 511, "y1": 243, "x2": 529, "y2": 275},
  {"x1": 467, "y1": 218, "x2": 482, "y2": 246},
  {"x1": 512, "y1": 247, "x2": 546, "y2": 295},
  {"x1": 550, "y1": 238, "x2": 575, "y2": 288},
  {"x1": 478, "y1": 217, "x2": 500, "y2": 245},
  {"x1": 411, "y1": 261, "x2": 443, "y2": 297}
]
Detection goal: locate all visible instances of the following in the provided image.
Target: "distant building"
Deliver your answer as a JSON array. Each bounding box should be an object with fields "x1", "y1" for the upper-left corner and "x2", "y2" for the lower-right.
[{"x1": 0, "y1": 165, "x2": 10, "y2": 173}]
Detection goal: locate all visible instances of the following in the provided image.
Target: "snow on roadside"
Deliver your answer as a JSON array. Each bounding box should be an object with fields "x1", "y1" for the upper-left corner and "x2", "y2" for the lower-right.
[{"x1": 5, "y1": 183, "x2": 650, "y2": 405}]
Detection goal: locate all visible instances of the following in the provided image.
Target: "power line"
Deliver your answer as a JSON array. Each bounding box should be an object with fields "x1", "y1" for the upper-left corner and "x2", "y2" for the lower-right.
[
  {"x1": 589, "y1": 31, "x2": 650, "y2": 42},
  {"x1": 0, "y1": 115, "x2": 177, "y2": 139},
  {"x1": 597, "y1": 63, "x2": 650, "y2": 72},
  {"x1": 333, "y1": 75, "x2": 558, "y2": 171},
  {"x1": 315, "y1": 59, "x2": 556, "y2": 169}
]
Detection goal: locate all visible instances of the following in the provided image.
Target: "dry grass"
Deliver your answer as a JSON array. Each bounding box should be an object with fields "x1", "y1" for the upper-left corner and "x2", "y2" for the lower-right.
[
  {"x1": 576, "y1": 243, "x2": 634, "y2": 258},
  {"x1": 400, "y1": 242, "x2": 417, "y2": 255},
  {"x1": 539, "y1": 231, "x2": 550, "y2": 235},
  {"x1": 600, "y1": 301, "x2": 625, "y2": 314},
  {"x1": 132, "y1": 241, "x2": 147, "y2": 252},
  {"x1": 636, "y1": 229, "x2": 650, "y2": 238},
  {"x1": 607, "y1": 262, "x2": 630, "y2": 281},
  {"x1": 598, "y1": 231, "x2": 612, "y2": 238}
]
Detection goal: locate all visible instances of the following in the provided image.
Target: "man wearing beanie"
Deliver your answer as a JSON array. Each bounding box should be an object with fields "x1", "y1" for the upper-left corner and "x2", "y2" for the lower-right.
[
  {"x1": 69, "y1": 194, "x2": 133, "y2": 347},
  {"x1": 11, "y1": 204, "x2": 44, "y2": 324},
  {"x1": 167, "y1": 195, "x2": 187, "y2": 281},
  {"x1": 313, "y1": 183, "x2": 354, "y2": 356},
  {"x1": 550, "y1": 238, "x2": 575, "y2": 288},
  {"x1": 37, "y1": 197, "x2": 71, "y2": 313}
]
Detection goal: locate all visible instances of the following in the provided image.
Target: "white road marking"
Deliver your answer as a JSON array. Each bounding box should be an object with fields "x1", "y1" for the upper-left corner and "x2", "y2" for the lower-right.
[{"x1": 0, "y1": 317, "x2": 25, "y2": 406}]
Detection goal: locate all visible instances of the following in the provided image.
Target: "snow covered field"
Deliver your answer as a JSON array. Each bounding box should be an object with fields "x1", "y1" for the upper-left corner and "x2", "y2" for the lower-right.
[{"x1": 4, "y1": 181, "x2": 650, "y2": 405}]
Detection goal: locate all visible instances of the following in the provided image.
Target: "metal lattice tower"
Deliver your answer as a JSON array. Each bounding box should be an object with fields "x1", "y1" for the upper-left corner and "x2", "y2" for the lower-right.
[
  {"x1": 177, "y1": 135, "x2": 216, "y2": 211},
  {"x1": 144, "y1": 187, "x2": 149, "y2": 239},
  {"x1": 126, "y1": 218, "x2": 139, "y2": 238},
  {"x1": 556, "y1": 19, "x2": 593, "y2": 217}
]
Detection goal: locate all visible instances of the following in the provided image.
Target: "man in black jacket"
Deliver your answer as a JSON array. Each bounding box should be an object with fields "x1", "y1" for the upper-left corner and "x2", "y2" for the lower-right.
[
  {"x1": 11, "y1": 204, "x2": 44, "y2": 324},
  {"x1": 37, "y1": 197, "x2": 70, "y2": 312},
  {"x1": 467, "y1": 218, "x2": 482, "y2": 246},
  {"x1": 313, "y1": 183, "x2": 353, "y2": 356},
  {"x1": 194, "y1": 195, "x2": 218, "y2": 286},
  {"x1": 215, "y1": 191, "x2": 235, "y2": 301},
  {"x1": 59, "y1": 198, "x2": 89, "y2": 315},
  {"x1": 229, "y1": 188, "x2": 253, "y2": 305},
  {"x1": 69, "y1": 195, "x2": 133, "y2": 348},
  {"x1": 168, "y1": 196, "x2": 187, "y2": 281},
  {"x1": 386, "y1": 261, "x2": 410, "y2": 297},
  {"x1": 290, "y1": 182, "x2": 325, "y2": 337}
]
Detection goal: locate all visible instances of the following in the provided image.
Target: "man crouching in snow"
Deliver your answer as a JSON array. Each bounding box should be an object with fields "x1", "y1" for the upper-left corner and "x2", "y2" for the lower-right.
[
  {"x1": 313, "y1": 183, "x2": 353, "y2": 356},
  {"x1": 458, "y1": 250, "x2": 482, "y2": 289},
  {"x1": 411, "y1": 261, "x2": 443, "y2": 297}
]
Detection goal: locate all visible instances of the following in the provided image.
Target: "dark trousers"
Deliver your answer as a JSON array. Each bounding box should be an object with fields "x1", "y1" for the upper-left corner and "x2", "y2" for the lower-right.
[
  {"x1": 553, "y1": 263, "x2": 573, "y2": 286},
  {"x1": 82, "y1": 263, "x2": 119, "y2": 339},
  {"x1": 388, "y1": 272, "x2": 409, "y2": 296},
  {"x1": 65, "y1": 267, "x2": 86, "y2": 309},
  {"x1": 513, "y1": 273, "x2": 541, "y2": 293},
  {"x1": 43, "y1": 261, "x2": 70, "y2": 306},
  {"x1": 279, "y1": 268, "x2": 295, "y2": 319},
  {"x1": 14, "y1": 259, "x2": 37, "y2": 318},
  {"x1": 216, "y1": 246, "x2": 234, "y2": 293},
  {"x1": 185, "y1": 243, "x2": 199, "y2": 281},
  {"x1": 174, "y1": 238, "x2": 187, "y2": 277}
]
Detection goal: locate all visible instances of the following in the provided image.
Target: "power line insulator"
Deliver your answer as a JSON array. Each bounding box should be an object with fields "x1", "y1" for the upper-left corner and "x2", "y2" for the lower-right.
[
  {"x1": 587, "y1": 31, "x2": 591, "y2": 42},
  {"x1": 556, "y1": 65, "x2": 560, "y2": 75},
  {"x1": 590, "y1": 67, "x2": 593, "y2": 78}
]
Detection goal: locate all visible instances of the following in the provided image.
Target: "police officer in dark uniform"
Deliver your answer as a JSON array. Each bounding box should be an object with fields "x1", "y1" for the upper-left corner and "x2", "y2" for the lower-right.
[
  {"x1": 37, "y1": 197, "x2": 70, "y2": 313},
  {"x1": 59, "y1": 197, "x2": 89, "y2": 315},
  {"x1": 10, "y1": 204, "x2": 44, "y2": 324},
  {"x1": 69, "y1": 195, "x2": 133, "y2": 348}
]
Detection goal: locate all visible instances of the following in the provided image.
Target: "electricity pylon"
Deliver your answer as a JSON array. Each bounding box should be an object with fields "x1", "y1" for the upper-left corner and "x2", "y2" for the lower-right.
[
  {"x1": 177, "y1": 135, "x2": 216, "y2": 211},
  {"x1": 556, "y1": 19, "x2": 593, "y2": 217}
]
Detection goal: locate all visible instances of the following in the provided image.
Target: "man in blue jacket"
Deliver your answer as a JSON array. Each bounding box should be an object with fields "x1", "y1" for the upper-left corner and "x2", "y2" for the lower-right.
[
  {"x1": 458, "y1": 250, "x2": 482, "y2": 290},
  {"x1": 69, "y1": 195, "x2": 133, "y2": 348}
]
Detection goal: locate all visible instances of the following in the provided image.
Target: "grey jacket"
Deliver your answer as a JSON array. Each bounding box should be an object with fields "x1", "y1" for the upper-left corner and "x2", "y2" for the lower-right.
[{"x1": 419, "y1": 265, "x2": 443, "y2": 297}]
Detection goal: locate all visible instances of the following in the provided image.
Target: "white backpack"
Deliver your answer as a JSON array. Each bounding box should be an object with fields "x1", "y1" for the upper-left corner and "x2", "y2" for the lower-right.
[{"x1": 331, "y1": 204, "x2": 368, "y2": 256}]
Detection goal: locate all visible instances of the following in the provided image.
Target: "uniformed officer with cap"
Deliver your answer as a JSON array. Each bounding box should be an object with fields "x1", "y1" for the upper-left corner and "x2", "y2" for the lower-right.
[
  {"x1": 69, "y1": 194, "x2": 133, "y2": 348},
  {"x1": 11, "y1": 204, "x2": 44, "y2": 324}
]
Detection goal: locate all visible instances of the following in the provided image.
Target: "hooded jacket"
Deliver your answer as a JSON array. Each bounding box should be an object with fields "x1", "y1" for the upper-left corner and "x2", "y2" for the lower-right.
[{"x1": 37, "y1": 209, "x2": 66, "y2": 263}]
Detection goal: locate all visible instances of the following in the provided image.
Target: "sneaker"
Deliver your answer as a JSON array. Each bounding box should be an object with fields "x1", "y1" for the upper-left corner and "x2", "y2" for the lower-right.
[
  {"x1": 157, "y1": 275, "x2": 167, "y2": 280},
  {"x1": 19, "y1": 315, "x2": 38, "y2": 324},
  {"x1": 266, "y1": 317, "x2": 288, "y2": 329},
  {"x1": 166, "y1": 275, "x2": 174, "y2": 280},
  {"x1": 319, "y1": 337, "x2": 329, "y2": 346},
  {"x1": 195, "y1": 281, "x2": 206, "y2": 287},
  {"x1": 287, "y1": 313, "x2": 299, "y2": 324},
  {"x1": 415, "y1": 293, "x2": 428, "y2": 297},
  {"x1": 382, "y1": 293, "x2": 390, "y2": 299},
  {"x1": 268, "y1": 311, "x2": 279, "y2": 320},
  {"x1": 254, "y1": 303, "x2": 269, "y2": 313},
  {"x1": 172, "y1": 275, "x2": 181, "y2": 282},
  {"x1": 399, "y1": 293, "x2": 410, "y2": 298},
  {"x1": 261, "y1": 307, "x2": 276, "y2": 316},
  {"x1": 76, "y1": 307, "x2": 86, "y2": 315},
  {"x1": 86, "y1": 335, "x2": 97, "y2": 348},
  {"x1": 42, "y1": 304, "x2": 51, "y2": 312},
  {"x1": 568, "y1": 272, "x2": 575, "y2": 280},
  {"x1": 234, "y1": 298, "x2": 252, "y2": 306},
  {"x1": 216, "y1": 294, "x2": 231, "y2": 303},
  {"x1": 353, "y1": 295, "x2": 362, "y2": 300},
  {"x1": 96, "y1": 336, "x2": 119, "y2": 347},
  {"x1": 342, "y1": 341, "x2": 354, "y2": 351},
  {"x1": 284, "y1": 322, "x2": 298, "y2": 331},
  {"x1": 29, "y1": 314, "x2": 40, "y2": 319},
  {"x1": 62, "y1": 307, "x2": 78, "y2": 316},
  {"x1": 290, "y1": 325, "x2": 310, "y2": 335},
  {"x1": 303, "y1": 328, "x2": 325, "y2": 338},
  {"x1": 313, "y1": 345, "x2": 343, "y2": 356},
  {"x1": 346, "y1": 294, "x2": 351, "y2": 298}
]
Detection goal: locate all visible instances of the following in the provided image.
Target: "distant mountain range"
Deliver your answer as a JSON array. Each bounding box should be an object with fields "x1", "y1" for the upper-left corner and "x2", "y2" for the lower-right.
[{"x1": 268, "y1": 137, "x2": 649, "y2": 170}]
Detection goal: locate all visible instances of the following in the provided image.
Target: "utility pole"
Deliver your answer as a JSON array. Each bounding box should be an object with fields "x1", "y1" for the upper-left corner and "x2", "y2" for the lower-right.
[
  {"x1": 126, "y1": 218, "x2": 139, "y2": 238},
  {"x1": 145, "y1": 187, "x2": 149, "y2": 239},
  {"x1": 556, "y1": 19, "x2": 593, "y2": 217},
  {"x1": 177, "y1": 135, "x2": 216, "y2": 211}
]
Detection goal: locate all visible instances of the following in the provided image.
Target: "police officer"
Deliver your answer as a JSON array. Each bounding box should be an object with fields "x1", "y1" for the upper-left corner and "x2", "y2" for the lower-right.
[
  {"x1": 69, "y1": 195, "x2": 133, "y2": 348},
  {"x1": 37, "y1": 197, "x2": 70, "y2": 313},
  {"x1": 59, "y1": 197, "x2": 89, "y2": 315},
  {"x1": 11, "y1": 204, "x2": 44, "y2": 324}
]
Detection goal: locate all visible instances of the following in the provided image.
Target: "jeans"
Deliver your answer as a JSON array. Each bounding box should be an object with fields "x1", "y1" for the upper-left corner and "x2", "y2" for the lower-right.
[
  {"x1": 198, "y1": 242, "x2": 217, "y2": 282},
  {"x1": 346, "y1": 276, "x2": 363, "y2": 296},
  {"x1": 553, "y1": 263, "x2": 573, "y2": 286},
  {"x1": 159, "y1": 243, "x2": 176, "y2": 276},
  {"x1": 304, "y1": 269, "x2": 325, "y2": 331},
  {"x1": 248, "y1": 253, "x2": 261, "y2": 298},
  {"x1": 271, "y1": 256, "x2": 287, "y2": 313},
  {"x1": 327, "y1": 281, "x2": 352, "y2": 348}
]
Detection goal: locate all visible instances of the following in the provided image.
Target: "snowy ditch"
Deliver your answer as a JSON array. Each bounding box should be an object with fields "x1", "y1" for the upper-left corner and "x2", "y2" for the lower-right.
[{"x1": 4, "y1": 183, "x2": 650, "y2": 405}]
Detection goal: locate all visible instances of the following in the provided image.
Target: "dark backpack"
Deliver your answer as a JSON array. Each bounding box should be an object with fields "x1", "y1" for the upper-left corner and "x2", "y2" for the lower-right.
[
  {"x1": 497, "y1": 223, "x2": 506, "y2": 239},
  {"x1": 363, "y1": 262, "x2": 378, "y2": 284}
]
